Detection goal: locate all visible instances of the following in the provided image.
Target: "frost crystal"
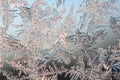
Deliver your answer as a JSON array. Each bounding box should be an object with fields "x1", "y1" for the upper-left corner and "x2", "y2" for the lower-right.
[{"x1": 0, "y1": 0, "x2": 120, "y2": 80}]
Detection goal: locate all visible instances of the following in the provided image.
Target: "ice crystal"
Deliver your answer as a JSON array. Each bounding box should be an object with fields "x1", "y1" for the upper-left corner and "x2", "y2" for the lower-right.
[{"x1": 0, "y1": 0, "x2": 120, "y2": 80}]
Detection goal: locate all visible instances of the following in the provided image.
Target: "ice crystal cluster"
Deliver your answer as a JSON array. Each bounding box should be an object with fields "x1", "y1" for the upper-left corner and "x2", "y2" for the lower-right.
[{"x1": 0, "y1": 0, "x2": 120, "y2": 80}]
